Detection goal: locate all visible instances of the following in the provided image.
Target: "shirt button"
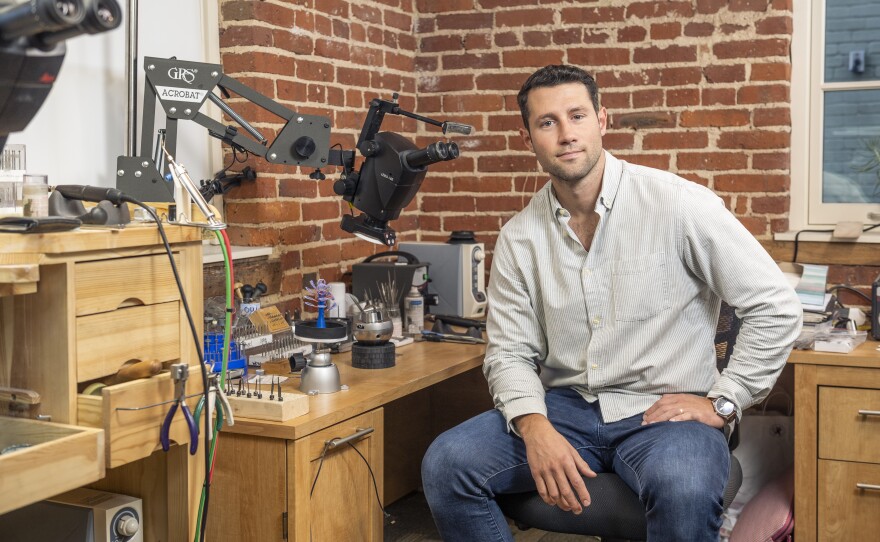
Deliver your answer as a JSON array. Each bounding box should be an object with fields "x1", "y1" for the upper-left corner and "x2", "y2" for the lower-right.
[
  {"x1": 592, "y1": 317, "x2": 601, "y2": 325},
  {"x1": 591, "y1": 364, "x2": 598, "y2": 369}
]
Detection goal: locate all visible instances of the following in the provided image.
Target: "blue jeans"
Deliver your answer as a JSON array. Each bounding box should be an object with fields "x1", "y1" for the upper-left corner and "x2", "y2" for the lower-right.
[{"x1": 422, "y1": 388, "x2": 729, "y2": 541}]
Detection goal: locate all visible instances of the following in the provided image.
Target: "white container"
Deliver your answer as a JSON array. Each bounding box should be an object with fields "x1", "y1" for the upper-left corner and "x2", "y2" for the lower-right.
[
  {"x1": 22, "y1": 173, "x2": 48, "y2": 218},
  {"x1": 405, "y1": 286, "x2": 424, "y2": 333},
  {"x1": 0, "y1": 144, "x2": 25, "y2": 217}
]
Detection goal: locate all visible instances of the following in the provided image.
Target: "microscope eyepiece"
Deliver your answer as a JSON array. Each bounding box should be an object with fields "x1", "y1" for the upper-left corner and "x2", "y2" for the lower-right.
[
  {"x1": 0, "y1": 0, "x2": 84, "y2": 42},
  {"x1": 32, "y1": 0, "x2": 122, "y2": 48},
  {"x1": 405, "y1": 141, "x2": 460, "y2": 169}
]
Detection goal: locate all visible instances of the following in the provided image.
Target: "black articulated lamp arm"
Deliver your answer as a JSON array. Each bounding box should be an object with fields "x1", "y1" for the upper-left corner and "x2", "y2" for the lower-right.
[
  {"x1": 118, "y1": 56, "x2": 334, "y2": 202},
  {"x1": 118, "y1": 57, "x2": 473, "y2": 245}
]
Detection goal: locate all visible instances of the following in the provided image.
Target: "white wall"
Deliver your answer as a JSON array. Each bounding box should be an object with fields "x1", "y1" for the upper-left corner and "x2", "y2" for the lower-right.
[{"x1": 7, "y1": 1, "x2": 221, "y2": 189}]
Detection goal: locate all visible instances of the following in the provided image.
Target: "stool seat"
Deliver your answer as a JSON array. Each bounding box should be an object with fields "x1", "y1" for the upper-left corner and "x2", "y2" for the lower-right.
[{"x1": 497, "y1": 455, "x2": 742, "y2": 541}]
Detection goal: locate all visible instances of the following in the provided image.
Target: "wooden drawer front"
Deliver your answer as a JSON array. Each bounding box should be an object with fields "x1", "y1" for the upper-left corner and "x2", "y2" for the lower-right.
[
  {"x1": 818, "y1": 460, "x2": 880, "y2": 540},
  {"x1": 76, "y1": 301, "x2": 180, "y2": 382},
  {"x1": 0, "y1": 417, "x2": 104, "y2": 515},
  {"x1": 74, "y1": 254, "x2": 180, "y2": 316},
  {"x1": 819, "y1": 386, "x2": 880, "y2": 463},
  {"x1": 76, "y1": 365, "x2": 203, "y2": 468},
  {"x1": 292, "y1": 408, "x2": 384, "y2": 542}
]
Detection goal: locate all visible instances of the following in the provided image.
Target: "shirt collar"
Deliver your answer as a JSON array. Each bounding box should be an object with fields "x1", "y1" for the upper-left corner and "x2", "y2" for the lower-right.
[{"x1": 547, "y1": 150, "x2": 623, "y2": 220}]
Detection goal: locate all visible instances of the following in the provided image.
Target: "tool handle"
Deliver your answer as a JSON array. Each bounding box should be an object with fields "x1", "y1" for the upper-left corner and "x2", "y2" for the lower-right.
[
  {"x1": 160, "y1": 403, "x2": 178, "y2": 452},
  {"x1": 194, "y1": 396, "x2": 206, "y2": 435},
  {"x1": 182, "y1": 403, "x2": 199, "y2": 455},
  {"x1": 107, "y1": 359, "x2": 162, "y2": 385},
  {"x1": 428, "y1": 314, "x2": 486, "y2": 329}
]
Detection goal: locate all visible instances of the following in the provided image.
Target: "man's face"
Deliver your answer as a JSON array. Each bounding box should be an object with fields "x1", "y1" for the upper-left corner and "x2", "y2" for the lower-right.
[{"x1": 520, "y1": 82, "x2": 607, "y2": 186}]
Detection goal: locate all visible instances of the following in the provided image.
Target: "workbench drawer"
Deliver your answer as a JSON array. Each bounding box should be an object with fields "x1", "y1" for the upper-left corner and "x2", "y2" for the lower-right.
[
  {"x1": 818, "y1": 460, "x2": 880, "y2": 540},
  {"x1": 0, "y1": 417, "x2": 104, "y2": 515},
  {"x1": 74, "y1": 253, "x2": 180, "y2": 316},
  {"x1": 76, "y1": 301, "x2": 181, "y2": 383},
  {"x1": 818, "y1": 386, "x2": 880, "y2": 464},
  {"x1": 77, "y1": 365, "x2": 203, "y2": 468}
]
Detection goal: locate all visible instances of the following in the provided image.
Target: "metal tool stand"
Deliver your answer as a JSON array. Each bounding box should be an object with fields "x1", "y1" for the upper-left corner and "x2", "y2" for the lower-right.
[
  {"x1": 350, "y1": 305, "x2": 396, "y2": 369},
  {"x1": 294, "y1": 320, "x2": 348, "y2": 395}
]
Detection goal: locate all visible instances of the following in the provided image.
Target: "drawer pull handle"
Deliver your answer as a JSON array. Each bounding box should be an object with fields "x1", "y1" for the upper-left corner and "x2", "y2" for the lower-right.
[
  {"x1": 327, "y1": 427, "x2": 374, "y2": 449},
  {"x1": 857, "y1": 483, "x2": 880, "y2": 491},
  {"x1": 857, "y1": 410, "x2": 880, "y2": 417}
]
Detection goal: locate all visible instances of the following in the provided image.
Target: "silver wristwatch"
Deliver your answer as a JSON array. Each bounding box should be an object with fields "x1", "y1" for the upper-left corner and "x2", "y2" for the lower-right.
[{"x1": 710, "y1": 396, "x2": 737, "y2": 423}]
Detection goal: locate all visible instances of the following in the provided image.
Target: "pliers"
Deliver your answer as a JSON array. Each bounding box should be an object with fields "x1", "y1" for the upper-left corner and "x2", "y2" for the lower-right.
[
  {"x1": 161, "y1": 363, "x2": 199, "y2": 455},
  {"x1": 194, "y1": 373, "x2": 235, "y2": 437}
]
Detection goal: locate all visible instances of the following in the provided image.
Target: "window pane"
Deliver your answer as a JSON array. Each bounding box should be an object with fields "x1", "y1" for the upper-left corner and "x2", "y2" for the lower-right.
[
  {"x1": 822, "y1": 89, "x2": 880, "y2": 203},
  {"x1": 824, "y1": 0, "x2": 880, "y2": 82}
]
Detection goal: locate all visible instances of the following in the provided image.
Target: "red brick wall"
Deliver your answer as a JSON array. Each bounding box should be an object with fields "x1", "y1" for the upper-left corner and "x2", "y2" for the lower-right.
[
  {"x1": 219, "y1": 0, "x2": 421, "y2": 312},
  {"x1": 219, "y1": 1, "x2": 871, "y2": 312}
]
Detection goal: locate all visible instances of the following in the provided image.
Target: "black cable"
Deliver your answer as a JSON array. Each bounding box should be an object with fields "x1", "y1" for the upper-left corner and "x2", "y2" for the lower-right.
[
  {"x1": 792, "y1": 223, "x2": 880, "y2": 263},
  {"x1": 308, "y1": 439, "x2": 393, "y2": 524},
  {"x1": 122, "y1": 196, "x2": 212, "y2": 541},
  {"x1": 310, "y1": 444, "x2": 331, "y2": 497},
  {"x1": 827, "y1": 284, "x2": 873, "y2": 304},
  {"x1": 346, "y1": 442, "x2": 393, "y2": 523},
  {"x1": 792, "y1": 228, "x2": 832, "y2": 262}
]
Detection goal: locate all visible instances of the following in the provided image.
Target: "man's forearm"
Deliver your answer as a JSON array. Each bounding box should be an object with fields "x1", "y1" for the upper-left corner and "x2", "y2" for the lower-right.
[{"x1": 514, "y1": 413, "x2": 552, "y2": 439}]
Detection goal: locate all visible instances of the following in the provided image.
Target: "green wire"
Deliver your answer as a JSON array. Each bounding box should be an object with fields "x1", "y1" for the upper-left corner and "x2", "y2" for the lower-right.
[{"x1": 194, "y1": 230, "x2": 233, "y2": 542}]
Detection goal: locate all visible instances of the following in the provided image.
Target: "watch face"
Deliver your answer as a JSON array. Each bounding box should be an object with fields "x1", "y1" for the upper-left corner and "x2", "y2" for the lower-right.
[{"x1": 715, "y1": 398, "x2": 735, "y2": 417}]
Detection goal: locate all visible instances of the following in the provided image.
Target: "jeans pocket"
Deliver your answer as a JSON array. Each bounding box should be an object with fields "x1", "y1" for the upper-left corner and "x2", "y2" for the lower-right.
[{"x1": 612, "y1": 252, "x2": 670, "y2": 321}]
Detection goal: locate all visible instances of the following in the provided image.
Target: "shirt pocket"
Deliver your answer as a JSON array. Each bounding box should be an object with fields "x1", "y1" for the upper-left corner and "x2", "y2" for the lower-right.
[{"x1": 612, "y1": 252, "x2": 670, "y2": 322}]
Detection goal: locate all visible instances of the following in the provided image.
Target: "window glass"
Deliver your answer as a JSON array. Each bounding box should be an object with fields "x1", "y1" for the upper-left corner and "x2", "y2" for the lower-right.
[
  {"x1": 822, "y1": 89, "x2": 880, "y2": 203},
  {"x1": 824, "y1": 0, "x2": 880, "y2": 83}
]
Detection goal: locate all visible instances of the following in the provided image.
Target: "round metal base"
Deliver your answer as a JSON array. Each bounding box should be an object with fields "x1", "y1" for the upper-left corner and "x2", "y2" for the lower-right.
[{"x1": 300, "y1": 363, "x2": 342, "y2": 394}]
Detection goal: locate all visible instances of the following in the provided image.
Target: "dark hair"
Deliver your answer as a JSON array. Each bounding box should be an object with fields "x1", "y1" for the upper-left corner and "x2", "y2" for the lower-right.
[{"x1": 517, "y1": 65, "x2": 600, "y2": 131}]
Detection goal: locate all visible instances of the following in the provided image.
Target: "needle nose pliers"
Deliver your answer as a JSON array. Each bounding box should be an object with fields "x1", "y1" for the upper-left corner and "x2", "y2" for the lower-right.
[{"x1": 161, "y1": 363, "x2": 199, "y2": 455}]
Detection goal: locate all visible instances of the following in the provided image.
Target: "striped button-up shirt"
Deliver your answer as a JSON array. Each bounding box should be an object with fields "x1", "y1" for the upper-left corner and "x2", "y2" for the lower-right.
[{"x1": 484, "y1": 151, "x2": 802, "y2": 430}]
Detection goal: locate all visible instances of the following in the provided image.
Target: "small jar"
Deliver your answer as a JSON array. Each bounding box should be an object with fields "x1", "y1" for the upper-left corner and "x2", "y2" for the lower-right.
[
  {"x1": 385, "y1": 306, "x2": 403, "y2": 339},
  {"x1": 22, "y1": 174, "x2": 49, "y2": 218}
]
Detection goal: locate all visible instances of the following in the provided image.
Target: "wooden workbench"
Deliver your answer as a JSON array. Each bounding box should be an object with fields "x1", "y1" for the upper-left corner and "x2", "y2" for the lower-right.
[{"x1": 208, "y1": 340, "x2": 492, "y2": 541}]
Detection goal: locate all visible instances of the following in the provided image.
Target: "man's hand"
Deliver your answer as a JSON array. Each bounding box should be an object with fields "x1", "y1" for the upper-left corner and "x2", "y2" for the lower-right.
[
  {"x1": 515, "y1": 414, "x2": 597, "y2": 514},
  {"x1": 642, "y1": 394, "x2": 724, "y2": 429}
]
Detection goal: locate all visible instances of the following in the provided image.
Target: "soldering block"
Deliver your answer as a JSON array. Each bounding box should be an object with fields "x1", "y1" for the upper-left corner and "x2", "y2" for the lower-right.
[{"x1": 227, "y1": 392, "x2": 309, "y2": 422}]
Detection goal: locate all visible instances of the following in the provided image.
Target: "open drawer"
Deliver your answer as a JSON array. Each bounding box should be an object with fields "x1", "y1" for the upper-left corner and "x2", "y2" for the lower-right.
[
  {"x1": 77, "y1": 365, "x2": 204, "y2": 468},
  {"x1": 0, "y1": 417, "x2": 104, "y2": 515}
]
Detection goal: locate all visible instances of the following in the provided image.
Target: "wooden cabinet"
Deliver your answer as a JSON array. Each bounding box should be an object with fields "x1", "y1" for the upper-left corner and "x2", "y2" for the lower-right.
[
  {"x1": 0, "y1": 227, "x2": 202, "y2": 464},
  {"x1": 207, "y1": 409, "x2": 384, "y2": 542},
  {"x1": 791, "y1": 344, "x2": 880, "y2": 542},
  {"x1": 0, "y1": 226, "x2": 205, "y2": 540},
  {"x1": 206, "y1": 341, "x2": 490, "y2": 542}
]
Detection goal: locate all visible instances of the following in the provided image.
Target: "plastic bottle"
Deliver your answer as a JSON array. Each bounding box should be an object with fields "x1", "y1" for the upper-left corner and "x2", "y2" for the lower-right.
[{"x1": 405, "y1": 286, "x2": 424, "y2": 333}]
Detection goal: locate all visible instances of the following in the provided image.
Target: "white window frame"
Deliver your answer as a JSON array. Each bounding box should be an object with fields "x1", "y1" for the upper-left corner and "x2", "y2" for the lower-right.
[{"x1": 785, "y1": 0, "x2": 880, "y2": 240}]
